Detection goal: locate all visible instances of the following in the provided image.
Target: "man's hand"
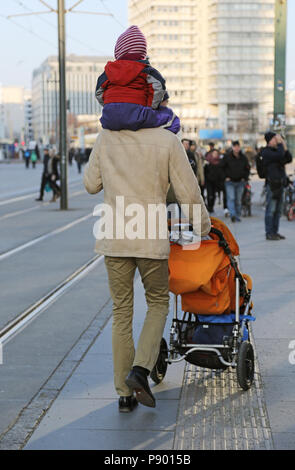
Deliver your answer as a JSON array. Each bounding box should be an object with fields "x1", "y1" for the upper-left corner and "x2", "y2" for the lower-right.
[
  {"x1": 276, "y1": 134, "x2": 287, "y2": 151},
  {"x1": 276, "y1": 134, "x2": 283, "y2": 144}
]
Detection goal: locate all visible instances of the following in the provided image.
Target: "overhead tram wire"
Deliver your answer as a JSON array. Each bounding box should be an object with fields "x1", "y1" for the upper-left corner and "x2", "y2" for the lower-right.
[
  {"x1": 99, "y1": 0, "x2": 126, "y2": 30},
  {"x1": 11, "y1": 0, "x2": 109, "y2": 56},
  {"x1": 1, "y1": 5, "x2": 55, "y2": 49},
  {"x1": 6, "y1": 0, "x2": 114, "y2": 210}
]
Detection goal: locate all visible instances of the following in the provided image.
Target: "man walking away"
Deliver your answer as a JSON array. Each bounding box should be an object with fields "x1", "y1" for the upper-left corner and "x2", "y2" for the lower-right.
[
  {"x1": 36, "y1": 148, "x2": 50, "y2": 201},
  {"x1": 262, "y1": 132, "x2": 293, "y2": 240},
  {"x1": 24, "y1": 149, "x2": 31, "y2": 169},
  {"x1": 84, "y1": 128, "x2": 210, "y2": 412},
  {"x1": 220, "y1": 141, "x2": 250, "y2": 222},
  {"x1": 48, "y1": 151, "x2": 61, "y2": 203},
  {"x1": 204, "y1": 149, "x2": 225, "y2": 214}
]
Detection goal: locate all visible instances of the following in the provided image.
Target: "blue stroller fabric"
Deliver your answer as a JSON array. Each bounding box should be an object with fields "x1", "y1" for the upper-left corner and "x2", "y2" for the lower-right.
[
  {"x1": 192, "y1": 313, "x2": 255, "y2": 345},
  {"x1": 197, "y1": 313, "x2": 255, "y2": 323}
]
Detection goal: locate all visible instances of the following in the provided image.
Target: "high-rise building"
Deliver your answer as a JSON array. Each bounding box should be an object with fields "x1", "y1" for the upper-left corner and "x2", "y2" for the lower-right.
[
  {"x1": 32, "y1": 55, "x2": 112, "y2": 144},
  {"x1": 128, "y1": 0, "x2": 275, "y2": 144},
  {"x1": 24, "y1": 90, "x2": 34, "y2": 144},
  {"x1": 208, "y1": 0, "x2": 275, "y2": 143},
  {"x1": 0, "y1": 85, "x2": 27, "y2": 142}
]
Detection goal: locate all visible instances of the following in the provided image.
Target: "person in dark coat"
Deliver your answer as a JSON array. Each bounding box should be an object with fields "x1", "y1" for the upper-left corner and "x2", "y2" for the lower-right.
[
  {"x1": 36, "y1": 148, "x2": 51, "y2": 201},
  {"x1": 75, "y1": 148, "x2": 83, "y2": 174},
  {"x1": 220, "y1": 141, "x2": 250, "y2": 222},
  {"x1": 262, "y1": 132, "x2": 293, "y2": 240},
  {"x1": 204, "y1": 149, "x2": 225, "y2": 213},
  {"x1": 48, "y1": 151, "x2": 61, "y2": 203}
]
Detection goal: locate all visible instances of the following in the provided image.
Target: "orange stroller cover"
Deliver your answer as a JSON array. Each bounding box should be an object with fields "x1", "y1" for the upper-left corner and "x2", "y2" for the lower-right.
[{"x1": 168, "y1": 218, "x2": 249, "y2": 315}]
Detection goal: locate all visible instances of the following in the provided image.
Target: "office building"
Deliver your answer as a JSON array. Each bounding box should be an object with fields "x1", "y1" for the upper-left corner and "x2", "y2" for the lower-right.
[
  {"x1": 0, "y1": 85, "x2": 27, "y2": 142},
  {"x1": 32, "y1": 55, "x2": 112, "y2": 143},
  {"x1": 128, "y1": 0, "x2": 275, "y2": 143}
]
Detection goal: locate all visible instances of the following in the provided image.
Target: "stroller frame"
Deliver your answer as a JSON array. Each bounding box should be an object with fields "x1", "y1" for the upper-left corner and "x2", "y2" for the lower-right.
[{"x1": 151, "y1": 227, "x2": 255, "y2": 391}]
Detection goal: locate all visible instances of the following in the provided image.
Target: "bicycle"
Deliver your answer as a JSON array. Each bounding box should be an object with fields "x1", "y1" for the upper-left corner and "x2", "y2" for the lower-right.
[{"x1": 283, "y1": 177, "x2": 295, "y2": 221}]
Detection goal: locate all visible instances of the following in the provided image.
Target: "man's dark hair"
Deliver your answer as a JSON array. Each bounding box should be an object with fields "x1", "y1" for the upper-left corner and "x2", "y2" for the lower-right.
[
  {"x1": 209, "y1": 142, "x2": 214, "y2": 148},
  {"x1": 232, "y1": 140, "x2": 240, "y2": 147}
]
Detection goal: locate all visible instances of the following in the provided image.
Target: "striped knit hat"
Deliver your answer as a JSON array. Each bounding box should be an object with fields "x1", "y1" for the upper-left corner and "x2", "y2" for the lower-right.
[{"x1": 114, "y1": 25, "x2": 147, "y2": 60}]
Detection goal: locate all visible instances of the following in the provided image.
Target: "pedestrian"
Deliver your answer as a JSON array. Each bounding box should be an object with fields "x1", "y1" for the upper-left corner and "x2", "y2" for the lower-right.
[
  {"x1": 48, "y1": 150, "x2": 61, "y2": 203},
  {"x1": 30, "y1": 150, "x2": 37, "y2": 169},
  {"x1": 181, "y1": 139, "x2": 198, "y2": 176},
  {"x1": 68, "y1": 147, "x2": 75, "y2": 166},
  {"x1": 220, "y1": 141, "x2": 250, "y2": 222},
  {"x1": 219, "y1": 150, "x2": 229, "y2": 217},
  {"x1": 205, "y1": 142, "x2": 215, "y2": 160},
  {"x1": 190, "y1": 140, "x2": 205, "y2": 193},
  {"x1": 84, "y1": 27, "x2": 210, "y2": 414},
  {"x1": 85, "y1": 147, "x2": 91, "y2": 163},
  {"x1": 204, "y1": 149, "x2": 225, "y2": 213},
  {"x1": 262, "y1": 132, "x2": 293, "y2": 240},
  {"x1": 84, "y1": 29, "x2": 211, "y2": 412},
  {"x1": 35, "y1": 147, "x2": 51, "y2": 201},
  {"x1": 75, "y1": 148, "x2": 82, "y2": 174},
  {"x1": 84, "y1": 128, "x2": 210, "y2": 412},
  {"x1": 24, "y1": 149, "x2": 31, "y2": 169}
]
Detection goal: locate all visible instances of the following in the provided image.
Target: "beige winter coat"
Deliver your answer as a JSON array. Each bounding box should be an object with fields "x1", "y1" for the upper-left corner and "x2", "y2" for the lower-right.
[{"x1": 83, "y1": 128, "x2": 211, "y2": 259}]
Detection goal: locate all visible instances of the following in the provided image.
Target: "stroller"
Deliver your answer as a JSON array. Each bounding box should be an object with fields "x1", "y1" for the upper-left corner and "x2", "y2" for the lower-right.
[{"x1": 150, "y1": 217, "x2": 255, "y2": 391}]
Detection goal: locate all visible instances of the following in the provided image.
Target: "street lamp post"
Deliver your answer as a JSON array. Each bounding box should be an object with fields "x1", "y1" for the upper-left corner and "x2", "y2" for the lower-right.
[
  {"x1": 273, "y1": 0, "x2": 287, "y2": 134},
  {"x1": 6, "y1": 1, "x2": 113, "y2": 210},
  {"x1": 58, "y1": 0, "x2": 68, "y2": 210}
]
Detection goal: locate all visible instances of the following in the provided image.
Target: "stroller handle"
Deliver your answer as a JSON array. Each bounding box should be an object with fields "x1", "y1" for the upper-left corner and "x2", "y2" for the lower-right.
[
  {"x1": 210, "y1": 226, "x2": 248, "y2": 299},
  {"x1": 210, "y1": 227, "x2": 231, "y2": 255}
]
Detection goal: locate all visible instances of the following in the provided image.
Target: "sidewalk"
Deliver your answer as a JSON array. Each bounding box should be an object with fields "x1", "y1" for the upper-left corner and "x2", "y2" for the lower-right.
[{"x1": 23, "y1": 181, "x2": 295, "y2": 450}]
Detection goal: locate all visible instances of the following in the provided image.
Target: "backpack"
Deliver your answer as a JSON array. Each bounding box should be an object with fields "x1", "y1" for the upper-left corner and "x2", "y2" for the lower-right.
[{"x1": 255, "y1": 149, "x2": 266, "y2": 179}]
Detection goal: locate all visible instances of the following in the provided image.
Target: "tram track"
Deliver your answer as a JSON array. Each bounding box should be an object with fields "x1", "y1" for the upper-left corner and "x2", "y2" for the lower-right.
[
  {"x1": 0, "y1": 189, "x2": 86, "y2": 222},
  {"x1": 0, "y1": 254, "x2": 104, "y2": 349},
  {"x1": 0, "y1": 179, "x2": 82, "y2": 207},
  {"x1": 0, "y1": 211, "x2": 93, "y2": 261}
]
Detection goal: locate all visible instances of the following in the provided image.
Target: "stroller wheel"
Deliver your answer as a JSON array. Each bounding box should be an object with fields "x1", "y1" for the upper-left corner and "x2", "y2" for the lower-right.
[
  {"x1": 237, "y1": 341, "x2": 255, "y2": 391},
  {"x1": 150, "y1": 338, "x2": 168, "y2": 385}
]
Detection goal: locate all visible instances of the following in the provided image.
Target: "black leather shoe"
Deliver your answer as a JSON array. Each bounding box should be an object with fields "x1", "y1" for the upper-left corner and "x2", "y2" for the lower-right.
[
  {"x1": 276, "y1": 233, "x2": 286, "y2": 239},
  {"x1": 266, "y1": 234, "x2": 280, "y2": 240},
  {"x1": 118, "y1": 395, "x2": 138, "y2": 413},
  {"x1": 35, "y1": 197, "x2": 43, "y2": 201},
  {"x1": 125, "y1": 369, "x2": 156, "y2": 408}
]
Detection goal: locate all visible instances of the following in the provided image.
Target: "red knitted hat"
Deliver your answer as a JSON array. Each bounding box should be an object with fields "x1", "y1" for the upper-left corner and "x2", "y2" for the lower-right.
[{"x1": 114, "y1": 25, "x2": 147, "y2": 60}]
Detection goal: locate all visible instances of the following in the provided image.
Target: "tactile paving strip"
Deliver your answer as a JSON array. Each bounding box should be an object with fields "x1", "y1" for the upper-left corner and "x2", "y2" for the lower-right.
[{"x1": 174, "y1": 362, "x2": 273, "y2": 450}]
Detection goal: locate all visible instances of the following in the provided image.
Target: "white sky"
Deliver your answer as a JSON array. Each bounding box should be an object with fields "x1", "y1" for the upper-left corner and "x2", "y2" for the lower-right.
[{"x1": 0, "y1": 0, "x2": 294, "y2": 90}]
